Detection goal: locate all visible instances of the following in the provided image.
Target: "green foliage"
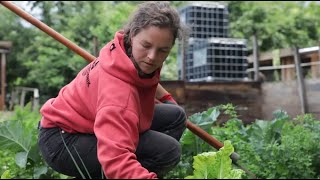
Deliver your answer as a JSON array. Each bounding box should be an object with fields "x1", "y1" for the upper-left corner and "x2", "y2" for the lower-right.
[
  {"x1": 0, "y1": 103, "x2": 63, "y2": 179},
  {"x1": 1, "y1": 102, "x2": 320, "y2": 179},
  {"x1": 180, "y1": 105, "x2": 221, "y2": 158},
  {"x1": 0, "y1": 4, "x2": 38, "y2": 92},
  {"x1": 1, "y1": 170, "x2": 11, "y2": 179},
  {"x1": 178, "y1": 103, "x2": 237, "y2": 158},
  {"x1": 0, "y1": 120, "x2": 32, "y2": 166},
  {"x1": 165, "y1": 103, "x2": 239, "y2": 179},
  {"x1": 210, "y1": 108, "x2": 320, "y2": 179},
  {"x1": 185, "y1": 140, "x2": 244, "y2": 179},
  {"x1": 166, "y1": 104, "x2": 320, "y2": 179},
  {"x1": 228, "y1": 1, "x2": 320, "y2": 52}
]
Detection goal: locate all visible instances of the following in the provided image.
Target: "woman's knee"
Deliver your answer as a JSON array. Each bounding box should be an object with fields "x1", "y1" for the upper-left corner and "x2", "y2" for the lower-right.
[
  {"x1": 151, "y1": 137, "x2": 181, "y2": 177},
  {"x1": 137, "y1": 131, "x2": 181, "y2": 167},
  {"x1": 157, "y1": 105, "x2": 187, "y2": 141},
  {"x1": 163, "y1": 137, "x2": 182, "y2": 162},
  {"x1": 172, "y1": 105, "x2": 187, "y2": 126}
]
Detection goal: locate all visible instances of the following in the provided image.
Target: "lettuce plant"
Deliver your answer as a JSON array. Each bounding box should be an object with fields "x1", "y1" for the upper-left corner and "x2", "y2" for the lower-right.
[{"x1": 185, "y1": 140, "x2": 244, "y2": 179}]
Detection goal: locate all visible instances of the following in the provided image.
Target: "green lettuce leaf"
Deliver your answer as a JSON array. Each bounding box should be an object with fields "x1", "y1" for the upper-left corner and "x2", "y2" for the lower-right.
[{"x1": 185, "y1": 140, "x2": 244, "y2": 179}]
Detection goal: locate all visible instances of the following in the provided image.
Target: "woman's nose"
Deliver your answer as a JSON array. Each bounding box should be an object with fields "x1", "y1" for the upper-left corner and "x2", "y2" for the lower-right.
[{"x1": 147, "y1": 50, "x2": 157, "y2": 61}]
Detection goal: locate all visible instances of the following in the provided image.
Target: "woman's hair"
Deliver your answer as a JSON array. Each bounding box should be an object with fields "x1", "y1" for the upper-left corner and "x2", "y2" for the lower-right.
[{"x1": 123, "y1": 1, "x2": 187, "y2": 52}]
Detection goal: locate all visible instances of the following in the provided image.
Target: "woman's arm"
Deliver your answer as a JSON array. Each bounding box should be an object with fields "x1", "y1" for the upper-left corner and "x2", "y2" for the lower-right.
[
  {"x1": 155, "y1": 83, "x2": 177, "y2": 104},
  {"x1": 155, "y1": 83, "x2": 169, "y2": 99}
]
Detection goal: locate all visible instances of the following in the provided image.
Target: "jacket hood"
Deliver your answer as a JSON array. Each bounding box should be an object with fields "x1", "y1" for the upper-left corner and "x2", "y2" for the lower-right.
[{"x1": 98, "y1": 31, "x2": 160, "y2": 88}]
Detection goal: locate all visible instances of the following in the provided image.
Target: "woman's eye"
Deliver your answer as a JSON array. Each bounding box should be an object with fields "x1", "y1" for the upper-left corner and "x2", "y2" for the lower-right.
[
  {"x1": 160, "y1": 49, "x2": 169, "y2": 53},
  {"x1": 142, "y1": 44, "x2": 150, "y2": 49}
]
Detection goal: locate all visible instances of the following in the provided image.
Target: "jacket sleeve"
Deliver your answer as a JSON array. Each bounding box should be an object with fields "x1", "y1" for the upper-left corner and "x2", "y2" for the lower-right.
[{"x1": 94, "y1": 106, "x2": 157, "y2": 179}]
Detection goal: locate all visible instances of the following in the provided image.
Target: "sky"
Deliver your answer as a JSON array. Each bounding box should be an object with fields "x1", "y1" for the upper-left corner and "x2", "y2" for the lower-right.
[
  {"x1": 12, "y1": 1, "x2": 41, "y2": 27},
  {"x1": 14, "y1": 1, "x2": 40, "y2": 15}
]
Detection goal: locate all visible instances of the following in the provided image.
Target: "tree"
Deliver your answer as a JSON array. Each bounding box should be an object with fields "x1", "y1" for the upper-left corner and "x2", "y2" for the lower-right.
[
  {"x1": 228, "y1": 1, "x2": 270, "y2": 80},
  {"x1": 228, "y1": 1, "x2": 320, "y2": 52},
  {"x1": 304, "y1": 1, "x2": 320, "y2": 62},
  {"x1": 0, "y1": 4, "x2": 38, "y2": 94}
]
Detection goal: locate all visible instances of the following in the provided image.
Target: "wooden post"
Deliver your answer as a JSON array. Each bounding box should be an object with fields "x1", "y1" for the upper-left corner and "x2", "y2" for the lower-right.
[
  {"x1": 253, "y1": 33, "x2": 260, "y2": 81},
  {"x1": 33, "y1": 88, "x2": 39, "y2": 111},
  {"x1": 318, "y1": 41, "x2": 320, "y2": 62},
  {"x1": 1, "y1": 53, "x2": 6, "y2": 110},
  {"x1": 318, "y1": 42, "x2": 320, "y2": 77},
  {"x1": 293, "y1": 46, "x2": 308, "y2": 114}
]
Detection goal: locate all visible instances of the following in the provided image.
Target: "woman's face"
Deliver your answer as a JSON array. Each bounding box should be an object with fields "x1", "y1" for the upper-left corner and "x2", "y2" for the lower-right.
[{"x1": 131, "y1": 26, "x2": 174, "y2": 74}]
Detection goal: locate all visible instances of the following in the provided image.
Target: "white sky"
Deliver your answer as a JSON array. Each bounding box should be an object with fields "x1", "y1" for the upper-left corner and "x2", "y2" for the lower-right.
[
  {"x1": 10, "y1": 1, "x2": 41, "y2": 27},
  {"x1": 14, "y1": 1, "x2": 40, "y2": 15}
]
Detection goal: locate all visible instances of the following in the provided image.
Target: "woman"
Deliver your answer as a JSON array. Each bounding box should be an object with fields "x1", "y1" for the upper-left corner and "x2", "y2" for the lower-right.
[{"x1": 38, "y1": 1, "x2": 188, "y2": 179}]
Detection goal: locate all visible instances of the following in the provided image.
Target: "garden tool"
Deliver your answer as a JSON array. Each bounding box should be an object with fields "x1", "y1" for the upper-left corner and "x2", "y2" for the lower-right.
[{"x1": 0, "y1": 1, "x2": 256, "y2": 178}]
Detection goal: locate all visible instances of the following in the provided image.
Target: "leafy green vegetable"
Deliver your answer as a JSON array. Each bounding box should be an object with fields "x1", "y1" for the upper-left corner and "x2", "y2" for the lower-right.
[{"x1": 185, "y1": 140, "x2": 244, "y2": 179}]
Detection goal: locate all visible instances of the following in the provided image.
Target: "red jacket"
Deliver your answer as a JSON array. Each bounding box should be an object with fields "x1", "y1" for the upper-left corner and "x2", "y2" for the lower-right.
[{"x1": 40, "y1": 31, "x2": 159, "y2": 178}]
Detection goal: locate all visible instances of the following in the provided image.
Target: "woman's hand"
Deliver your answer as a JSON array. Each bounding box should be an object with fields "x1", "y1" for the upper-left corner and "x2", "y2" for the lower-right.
[{"x1": 155, "y1": 83, "x2": 177, "y2": 105}]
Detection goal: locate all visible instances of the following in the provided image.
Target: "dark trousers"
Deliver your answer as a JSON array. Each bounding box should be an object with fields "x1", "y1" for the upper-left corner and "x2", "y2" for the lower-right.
[{"x1": 38, "y1": 103, "x2": 187, "y2": 179}]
